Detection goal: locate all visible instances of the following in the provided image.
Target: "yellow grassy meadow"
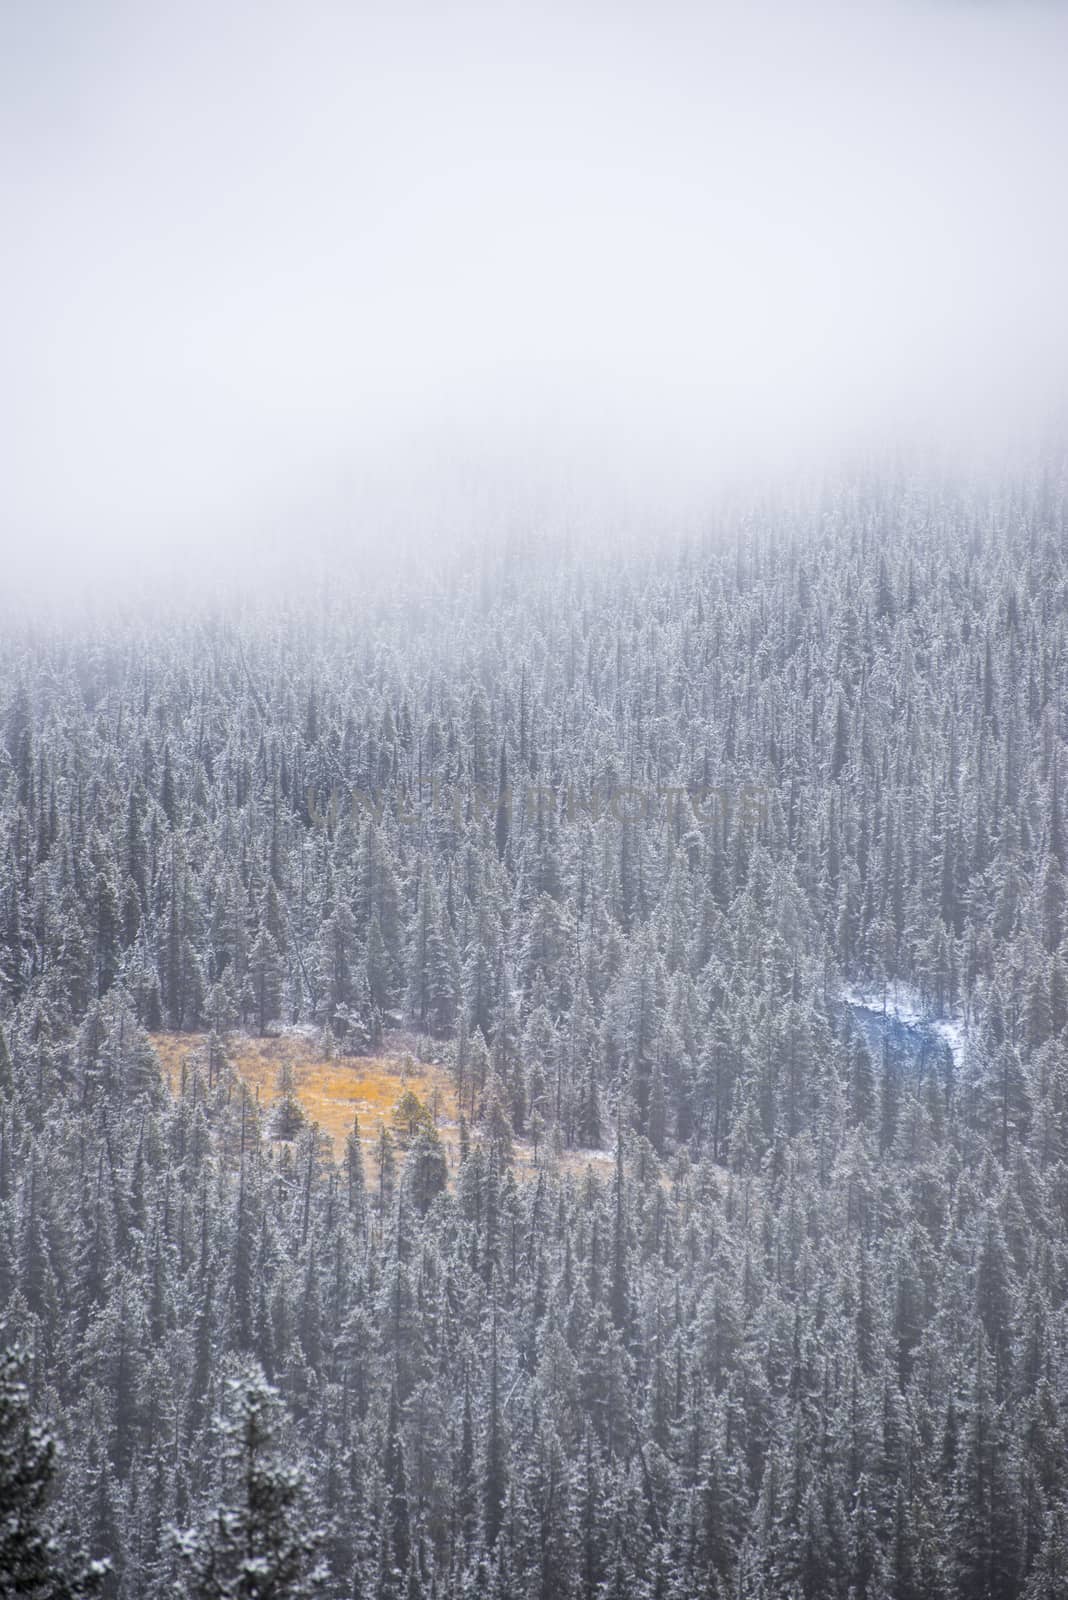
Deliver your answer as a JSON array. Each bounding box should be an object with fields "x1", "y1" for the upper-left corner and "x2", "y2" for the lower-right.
[
  {"x1": 151, "y1": 1030, "x2": 456, "y2": 1157},
  {"x1": 150, "y1": 1029, "x2": 614, "y2": 1182}
]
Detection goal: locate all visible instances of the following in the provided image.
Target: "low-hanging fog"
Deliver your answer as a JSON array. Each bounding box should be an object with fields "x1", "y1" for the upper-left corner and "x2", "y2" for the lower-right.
[{"x1": 2, "y1": 0, "x2": 1067, "y2": 606}]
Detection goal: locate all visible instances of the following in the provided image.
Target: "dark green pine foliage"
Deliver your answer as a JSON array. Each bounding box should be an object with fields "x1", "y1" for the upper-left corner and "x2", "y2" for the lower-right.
[
  {"x1": 382, "y1": 1384, "x2": 411, "y2": 1590},
  {"x1": 0, "y1": 1344, "x2": 101, "y2": 1598},
  {"x1": 175, "y1": 1365, "x2": 325, "y2": 1599}
]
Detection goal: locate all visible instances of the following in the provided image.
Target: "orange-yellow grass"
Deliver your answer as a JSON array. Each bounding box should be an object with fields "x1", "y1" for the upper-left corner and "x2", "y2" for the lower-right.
[
  {"x1": 150, "y1": 1030, "x2": 615, "y2": 1182},
  {"x1": 151, "y1": 1031, "x2": 458, "y2": 1158}
]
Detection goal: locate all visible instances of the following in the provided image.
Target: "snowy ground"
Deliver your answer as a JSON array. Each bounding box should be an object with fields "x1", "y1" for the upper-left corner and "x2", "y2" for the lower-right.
[{"x1": 840, "y1": 981, "x2": 968, "y2": 1068}]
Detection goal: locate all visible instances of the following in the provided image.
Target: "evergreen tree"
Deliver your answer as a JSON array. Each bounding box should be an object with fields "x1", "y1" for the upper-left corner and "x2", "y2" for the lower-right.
[
  {"x1": 0, "y1": 1343, "x2": 102, "y2": 1599},
  {"x1": 175, "y1": 1364, "x2": 325, "y2": 1599}
]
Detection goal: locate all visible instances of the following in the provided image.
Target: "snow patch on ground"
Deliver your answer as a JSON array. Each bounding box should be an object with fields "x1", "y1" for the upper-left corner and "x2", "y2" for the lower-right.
[
  {"x1": 841, "y1": 981, "x2": 923, "y2": 1027},
  {"x1": 930, "y1": 1017, "x2": 967, "y2": 1066}
]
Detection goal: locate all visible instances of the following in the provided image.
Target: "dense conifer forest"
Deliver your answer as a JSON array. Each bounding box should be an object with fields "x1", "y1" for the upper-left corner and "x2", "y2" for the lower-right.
[{"x1": 2, "y1": 470, "x2": 1068, "y2": 1598}]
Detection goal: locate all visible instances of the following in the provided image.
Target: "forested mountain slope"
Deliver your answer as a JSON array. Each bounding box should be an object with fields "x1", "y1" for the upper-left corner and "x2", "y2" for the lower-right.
[{"x1": 1, "y1": 472, "x2": 1067, "y2": 1598}]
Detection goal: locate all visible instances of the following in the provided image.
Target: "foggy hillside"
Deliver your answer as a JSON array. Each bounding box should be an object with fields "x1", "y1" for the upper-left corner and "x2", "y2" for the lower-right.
[
  {"x1": 2, "y1": 2, "x2": 1068, "y2": 1597},
  {"x1": 3, "y1": 474, "x2": 1068, "y2": 1596}
]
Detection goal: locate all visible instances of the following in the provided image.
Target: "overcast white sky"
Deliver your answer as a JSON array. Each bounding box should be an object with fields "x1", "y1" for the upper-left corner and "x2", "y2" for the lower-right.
[{"x1": 2, "y1": 0, "x2": 1067, "y2": 600}]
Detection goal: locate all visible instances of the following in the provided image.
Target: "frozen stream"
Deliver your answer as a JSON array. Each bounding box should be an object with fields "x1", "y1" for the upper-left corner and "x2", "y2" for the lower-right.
[{"x1": 841, "y1": 983, "x2": 967, "y2": 1075}]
